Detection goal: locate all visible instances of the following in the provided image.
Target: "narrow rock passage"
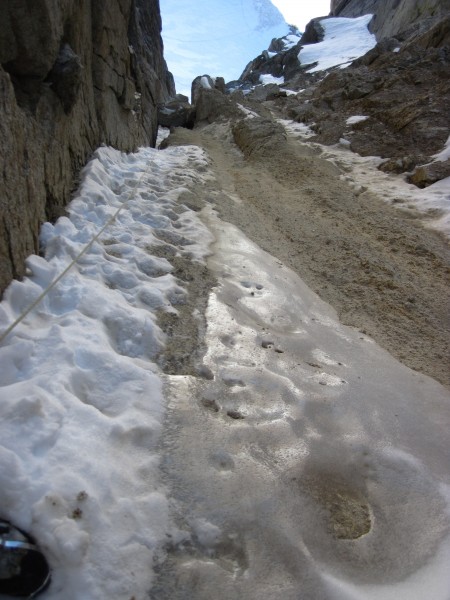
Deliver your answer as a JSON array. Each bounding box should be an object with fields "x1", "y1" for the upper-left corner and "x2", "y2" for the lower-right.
[{"x1": 152, "y1": 125, "x2": 450, "y2": 599}]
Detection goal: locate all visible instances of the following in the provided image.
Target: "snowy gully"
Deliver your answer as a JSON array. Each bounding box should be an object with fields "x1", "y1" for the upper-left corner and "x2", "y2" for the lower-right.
[{"x1": 1, "y1": 135, "x2": 450, "y2": 599}]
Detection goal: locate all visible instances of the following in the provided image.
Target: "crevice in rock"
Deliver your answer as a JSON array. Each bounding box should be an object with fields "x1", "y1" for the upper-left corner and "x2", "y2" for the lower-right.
[{"x1": 1, "y1": 66, "x2": 42, "y2": 113}]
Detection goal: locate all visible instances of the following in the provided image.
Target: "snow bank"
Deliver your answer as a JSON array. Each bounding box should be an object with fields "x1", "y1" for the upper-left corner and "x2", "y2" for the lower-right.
[
  {"x1": 299, "y1": 14, "x2": 376, "y2": 72},
  {"x1": 259, "y1": 74, "x2": 285, "y2": 85},
  {"x1": 432, "y1": 134, "x2": 450, "y2": 162},
  {"x1": 0, "y1": 142, "x2": 213, "y2": 599}
]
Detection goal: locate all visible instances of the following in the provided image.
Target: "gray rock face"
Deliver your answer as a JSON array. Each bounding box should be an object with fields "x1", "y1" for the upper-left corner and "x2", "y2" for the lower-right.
[
  {"x1": 299, "y1": 17, "x2": 327, "y2": 45},
  {"x1": 195, "y1": 87, "x2": 241, "y2": 124},
  {"x1": 191, "y1": 75, "x2": 226, "y2": 105},
  {"x1": 330, "y1": 0, "x2": 450, "y2": 40},
  {"x1": 0, "y1": 0, "x2": 174, "y2": 296}
]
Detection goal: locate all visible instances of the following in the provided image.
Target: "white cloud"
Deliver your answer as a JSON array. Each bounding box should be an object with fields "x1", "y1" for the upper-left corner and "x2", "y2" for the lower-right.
[{"x1": 270, "y1": 0, "x2": 331, "y2": 29}]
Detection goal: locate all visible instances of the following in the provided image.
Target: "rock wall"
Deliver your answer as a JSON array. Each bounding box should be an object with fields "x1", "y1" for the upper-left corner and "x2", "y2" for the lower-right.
[
  {"x1": 0, "y1": 0, "x2": 174, "y2": 295},
  {"x1": 330, "y1": 0, "x2": 450, "y2": 39}
]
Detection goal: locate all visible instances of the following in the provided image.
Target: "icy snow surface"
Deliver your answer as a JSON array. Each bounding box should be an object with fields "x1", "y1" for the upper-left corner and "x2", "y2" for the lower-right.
[
  {"x1": 163, "y1": 205, "x2": 450, "y2": 598},
  {"x1": 299, "y1": 14, "x2": 376, "y2": 72},
  {"x1": 1, "y1": 133, "x2": 450, "y2": 598}
]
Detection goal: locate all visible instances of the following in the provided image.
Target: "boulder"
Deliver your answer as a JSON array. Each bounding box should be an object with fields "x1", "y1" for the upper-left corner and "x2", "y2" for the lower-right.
[
  {"x1": 248, "y1": 84, "x2": 285, "y2": 102},
  {"x1": 409, "y1": 158, "x2": 450, "y2": 187},
  {"x1": 299, "y1": 17, "x2": 328, "y2": 45},
  {"x1": 191, "y1": 75, "x2": 225, "y2": 104},
  {"x1": 232, "y1": 118, "x2": 287, "y2": 159},
  {"x1": 378, "y1": 155, "x2": 427, "y2": 174},
  {"x1": 158, "y1": 95, "x2": 195, "y2": 129},
  {"x1": 194, "y1": 87, "x2": 240, "y2": 123}
]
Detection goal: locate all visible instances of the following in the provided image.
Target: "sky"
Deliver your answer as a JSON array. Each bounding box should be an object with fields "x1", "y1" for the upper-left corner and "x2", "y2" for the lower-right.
[{"x1": 271, "y1": 0, "x2": 331, "y2": 29}]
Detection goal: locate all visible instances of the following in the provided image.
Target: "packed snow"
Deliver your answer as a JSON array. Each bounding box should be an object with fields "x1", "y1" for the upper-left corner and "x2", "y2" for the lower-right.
[
  {"x1": 160, "y1": 0, "x2": 289, "y2": 97},
  {"x1": 346, "y1": 115, "x2": 370, "y2": 125},
  {"x1": 0, "y1": 142, "x2": 213, "y2": 599},
  {"x1": 299, "y1": 14, "x2": 376, "y2": 72}
]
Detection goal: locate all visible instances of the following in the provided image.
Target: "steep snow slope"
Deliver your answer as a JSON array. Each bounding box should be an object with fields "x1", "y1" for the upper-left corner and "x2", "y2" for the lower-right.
[
  {"x1": 299, "y1": 14, "x2": 377, "y2": 71},
  {"x1": 160, "y1": 0, "x2": 289, "y2": 97}
]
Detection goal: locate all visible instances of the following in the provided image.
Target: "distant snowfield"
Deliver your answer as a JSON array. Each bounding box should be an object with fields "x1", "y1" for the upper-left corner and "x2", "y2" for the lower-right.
[
  {"x1": 0, "y1": 135, "x2": 449, "y2": 598},
  {"x1": 298, "y1": 14, "x2": 377, "y2": 71}
]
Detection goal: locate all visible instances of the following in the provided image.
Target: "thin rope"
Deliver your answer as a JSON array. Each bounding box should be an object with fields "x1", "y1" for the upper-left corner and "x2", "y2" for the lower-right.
[{"x1": 0, "y1": 155, "x2": 154, "y2": 345}]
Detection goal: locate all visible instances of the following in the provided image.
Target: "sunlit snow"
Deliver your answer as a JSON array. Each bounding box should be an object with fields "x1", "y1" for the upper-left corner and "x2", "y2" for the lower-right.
[
  {"x1": 259, "y1": 73, "x2": 285, "y2": 85},
  {"x1": 299, "y1": 14, "x2": 376, "y2": 72}
]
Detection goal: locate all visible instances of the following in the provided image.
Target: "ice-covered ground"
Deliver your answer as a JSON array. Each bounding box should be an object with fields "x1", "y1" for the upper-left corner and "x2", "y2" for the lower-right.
[
  {"x1": 160, "y1": 207, "x2": 450, "y2": 599},
  {"x1": 0, "y1": 133, "x2": 449, "y2": 599}
]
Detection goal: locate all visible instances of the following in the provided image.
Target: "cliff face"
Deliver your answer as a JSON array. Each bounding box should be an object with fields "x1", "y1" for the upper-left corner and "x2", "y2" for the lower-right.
[
  {"x1": 330, "y1": 0, "x2": 450, "y2": 39},
  {"x1": 0, "y1": 0, "x2": 174, "y2": 295}
]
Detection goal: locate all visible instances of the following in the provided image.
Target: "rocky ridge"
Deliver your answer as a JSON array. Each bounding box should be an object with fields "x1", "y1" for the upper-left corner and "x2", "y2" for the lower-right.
[{"x1": 0, "y1": 0, "x2": 174, "y2": 296}]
